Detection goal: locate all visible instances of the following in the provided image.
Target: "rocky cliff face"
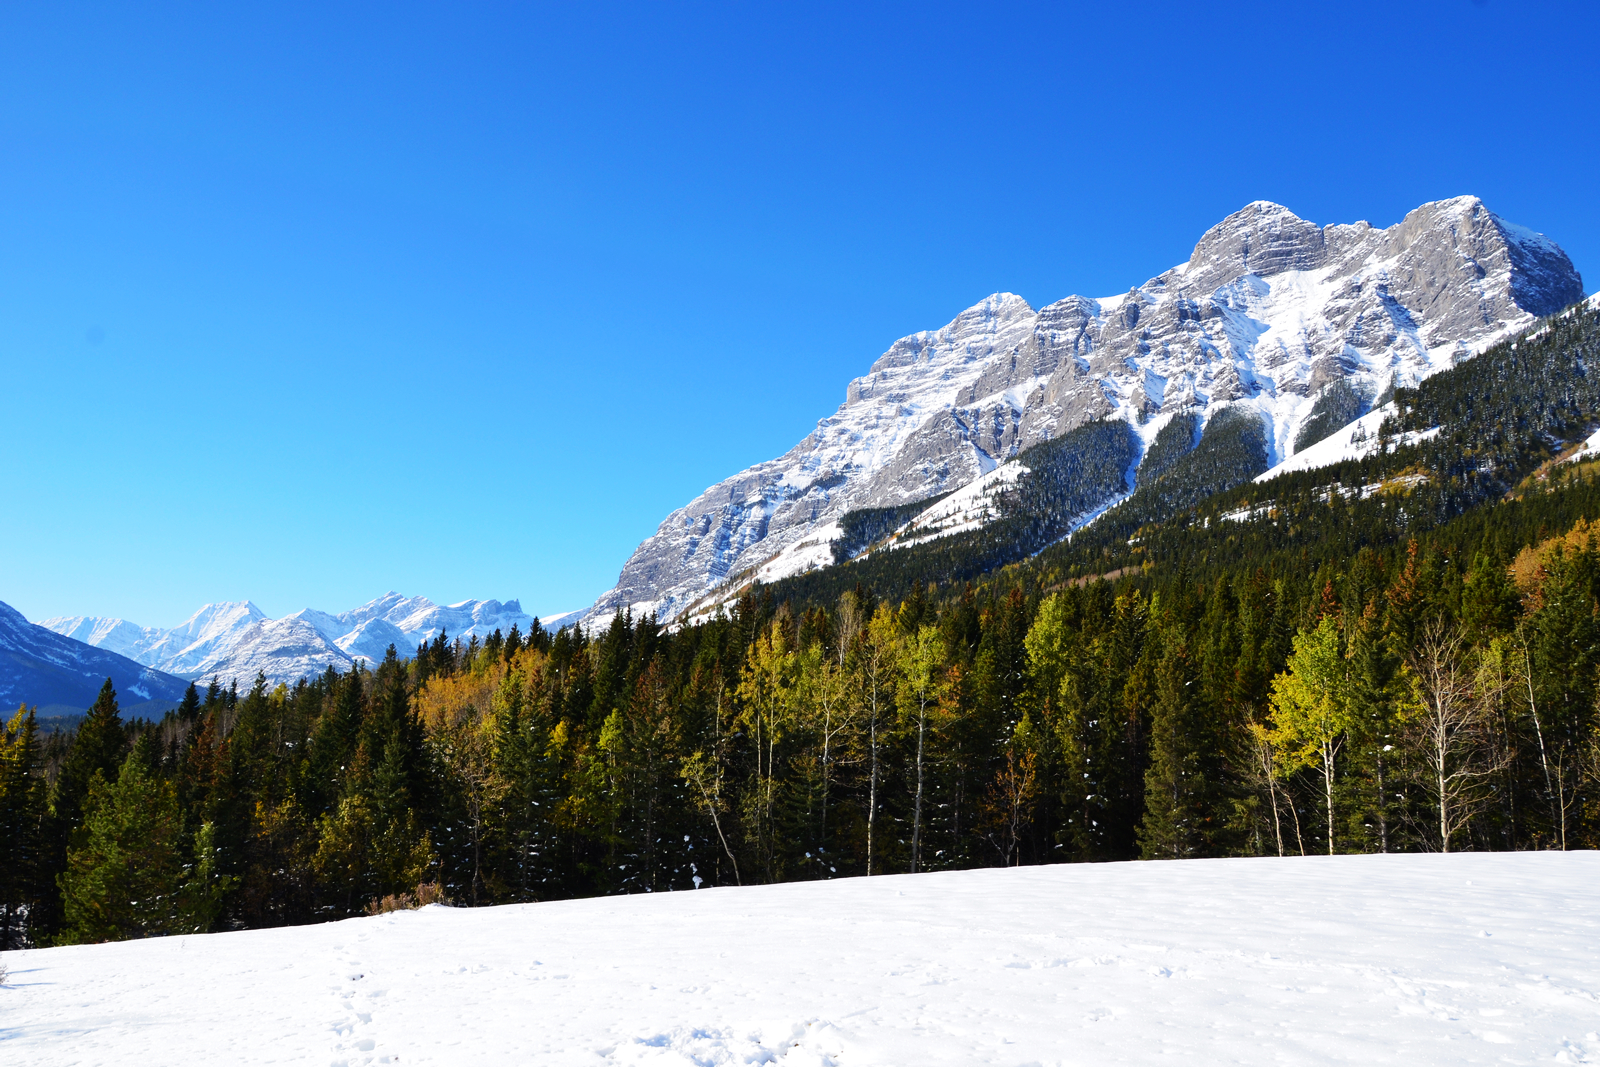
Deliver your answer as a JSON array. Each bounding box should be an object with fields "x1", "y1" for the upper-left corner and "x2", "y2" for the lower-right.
[{"x1": 588, "y1": 196, "x2": 1584, "y2": 625}]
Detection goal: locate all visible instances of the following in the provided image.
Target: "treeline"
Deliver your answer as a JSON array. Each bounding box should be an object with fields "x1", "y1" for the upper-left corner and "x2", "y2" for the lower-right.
[
  {"x1": 5, "y1": 478, "x2": 1600, "y2": 948},
  {"x1": 3, "y1": 302, "x2": 1597, "y2": 949}
]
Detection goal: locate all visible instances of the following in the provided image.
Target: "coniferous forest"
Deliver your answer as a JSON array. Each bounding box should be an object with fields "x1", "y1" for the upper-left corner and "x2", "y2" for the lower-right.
[{"x1": 4, "y1": 304, "x2": 1600, "y2": 949}]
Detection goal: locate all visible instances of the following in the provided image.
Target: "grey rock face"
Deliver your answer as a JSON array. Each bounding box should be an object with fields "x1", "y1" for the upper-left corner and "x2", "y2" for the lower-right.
[{"x1": 587, "y1": 197, "x2": 1583, "y2": 625}]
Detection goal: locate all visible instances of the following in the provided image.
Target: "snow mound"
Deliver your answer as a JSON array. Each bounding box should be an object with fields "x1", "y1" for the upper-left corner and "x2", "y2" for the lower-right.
[{"x1": 5, "y1": 852, "x2": 1596, "y2": 1066}]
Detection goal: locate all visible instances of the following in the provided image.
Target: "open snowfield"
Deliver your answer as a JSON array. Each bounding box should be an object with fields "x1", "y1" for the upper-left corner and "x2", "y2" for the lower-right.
[{"x1": 4, "y1": 852, "x2": 1598, "y2": 1066}]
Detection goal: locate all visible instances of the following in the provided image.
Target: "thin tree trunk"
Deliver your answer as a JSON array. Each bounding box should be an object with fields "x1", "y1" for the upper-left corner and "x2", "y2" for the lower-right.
[
  {"x1": 1438, "y1": 756, "x2": 1450, "y2": 854},
  {"x1": 1524, "y1": 649, "x2": 1563, "y2": 849},
  {"x1": 471, "y1": 798, "x2": 482, "y2": 907},
  {"x1": 1289, "y1": 791, "x2": 1306, "y2": 856},
  {"x1": 692, "y1": 770, "x2": 739, "y2": 886},
  {"x1": 1376, "y1": 751, "x2": 1388, "y2": 854},
  {"x1": 911, "y1": 703, "x2": 926, "y2": 873},
  {"x1": 1256, "y1": 733, "x2": 1284, "y2": 857},
  {"x1": 820, "y1": 700, "x2": 830, "y2": 856},
  {"x1": 1322, "y1": 745, "x2": 1336, "y2": 856},
  {"x1": 867, "y1": 674, "x2": 880, "y2": 877},
  {"x1": 1266, "y1": 771, "x2": 1284, "y2": 858}
]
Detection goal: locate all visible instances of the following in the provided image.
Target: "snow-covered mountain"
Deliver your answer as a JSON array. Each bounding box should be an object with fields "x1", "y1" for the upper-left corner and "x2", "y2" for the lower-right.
[
  {"x1": 0, "y1": 599, "x2": 190, "y2": 715},
  {"x1": 587, "y1": 196, "x2": 1584, "y2": 625},
  {"x1": 41, "y1": 594, "x2": 573, "y2": 690}
]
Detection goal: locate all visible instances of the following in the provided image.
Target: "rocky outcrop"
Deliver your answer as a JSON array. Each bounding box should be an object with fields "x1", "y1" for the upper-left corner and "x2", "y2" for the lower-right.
[{"x1": 587, "y1": 197, "x2": 1584, "y2": 625}]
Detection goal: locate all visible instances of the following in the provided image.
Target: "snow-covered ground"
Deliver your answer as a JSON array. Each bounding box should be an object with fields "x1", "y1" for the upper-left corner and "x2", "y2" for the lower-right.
[{"x1": 5, "y1": 852, "x2": 1597, "y2": 1066}]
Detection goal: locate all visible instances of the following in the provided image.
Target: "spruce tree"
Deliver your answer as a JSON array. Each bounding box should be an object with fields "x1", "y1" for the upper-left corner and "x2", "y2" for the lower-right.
[
  {"x1": 176, "y1": 682, "x2": 201, "y2": 724},
  {"x1": 1138, "y1": 634, "x2": 1210, "y2": 859},
  {"x1": 34, "y1": 679, "x2": 131, "y2": 937},
  {"x1": 51, "y1": 679, "x2": 130, "y2": 831},
  {"x1": 0, "y1": 705, "x2": 46, "y2": 948},
  {"x1": 58, "y1": 752, "x2": 232, "y2": 943}
]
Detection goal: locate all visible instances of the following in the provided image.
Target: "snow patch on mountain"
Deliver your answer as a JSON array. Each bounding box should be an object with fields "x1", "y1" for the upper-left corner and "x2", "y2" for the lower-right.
[
  {"x1": 891, "y1": 461, "x2": 1030, "y2": 547},
  {"x1": 1562, "y1": 425, "x2": 1600, "y2": 466},
  {"x1": 1253, "y1": 402, "x2": 1444, "y2": 483},
  {"x1": 751, "y1": 520, "x2": 845, "y2": 586}
]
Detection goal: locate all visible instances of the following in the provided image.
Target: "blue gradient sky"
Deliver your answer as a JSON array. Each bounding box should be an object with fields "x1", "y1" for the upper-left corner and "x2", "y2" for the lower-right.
[{"x1": 2, "y1": 1, "x2": 1595, "y2": 627}]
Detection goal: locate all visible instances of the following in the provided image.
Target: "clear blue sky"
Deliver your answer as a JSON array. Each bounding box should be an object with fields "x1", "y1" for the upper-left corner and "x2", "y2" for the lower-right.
[{"x1": 2, "y1": 1, "x2": 1595, "y2": 628}]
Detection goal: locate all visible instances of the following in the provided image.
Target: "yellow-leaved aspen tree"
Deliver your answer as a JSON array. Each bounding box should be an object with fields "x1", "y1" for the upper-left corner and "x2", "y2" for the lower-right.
[
  {"x1": 898, "y1": 623, "x2": 945, "y2": 873},
  {"x1": 1268, "y1": 617, "x2": 1356, "y2": 855},
  {"x1": 736, "y1": 620, "x2": 796, "y2": 881},
  {"x1": 859, "y1": 606, "x2": 897, "y2": 876},
  {"x1": 1245, "y1": 721, "x2": 1287, "y2": 857}
]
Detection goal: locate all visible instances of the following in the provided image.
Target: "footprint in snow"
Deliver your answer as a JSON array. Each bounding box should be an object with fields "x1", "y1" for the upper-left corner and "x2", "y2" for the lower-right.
[{"x1": 328, "y1": 951, "x2": 393, "y2": 1067}]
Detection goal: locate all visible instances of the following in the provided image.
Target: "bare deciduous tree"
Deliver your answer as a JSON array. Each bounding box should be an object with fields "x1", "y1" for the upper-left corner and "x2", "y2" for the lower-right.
[
  {"x1": 1245, "y1": 720, "x2": 1289, "y2": 857},
  {"x1": 1404, "y1": 622, "x2": 1508, "y2": 853},
  {"x1": 982, "y1": 744, "x2": 1038, "y2": 867}
]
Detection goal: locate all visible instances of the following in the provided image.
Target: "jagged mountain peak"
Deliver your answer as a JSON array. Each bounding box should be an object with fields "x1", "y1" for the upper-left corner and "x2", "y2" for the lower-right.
[
  {"x1": 851, "y1": 292, "x2": 1036, "y2": 395},
  {"x1": 1185, "y1": 200, "x2": 1328, "y2": 287},
  {"x1": 584, "y1": 197, "x2": 1584, "y2": 627}
]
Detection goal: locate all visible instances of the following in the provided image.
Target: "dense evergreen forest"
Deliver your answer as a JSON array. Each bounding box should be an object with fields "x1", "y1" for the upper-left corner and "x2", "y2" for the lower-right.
[{"x1": 3, "y1": 302, "x2": 1599, "y2": 949}]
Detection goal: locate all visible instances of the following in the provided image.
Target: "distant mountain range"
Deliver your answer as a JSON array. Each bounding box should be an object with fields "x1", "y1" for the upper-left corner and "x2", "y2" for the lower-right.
[
  {"x1": 584, "y1": 196, "x2": 1584, "y2": 625},
  {"x1": 33, "y1": 594, "x2": 578, "y2": 696},
  {"x1": 0, "y1": 599, "x2": 189, "y2": 719}
]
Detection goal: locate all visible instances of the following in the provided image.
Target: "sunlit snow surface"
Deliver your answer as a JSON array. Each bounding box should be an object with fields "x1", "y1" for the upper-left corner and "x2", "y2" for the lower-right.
[{"x1": 6, "y1": 852, "x2": 1598, "y2": 1065}]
